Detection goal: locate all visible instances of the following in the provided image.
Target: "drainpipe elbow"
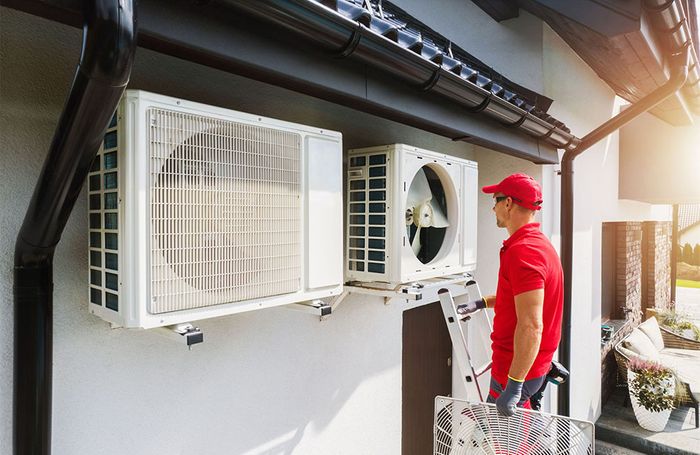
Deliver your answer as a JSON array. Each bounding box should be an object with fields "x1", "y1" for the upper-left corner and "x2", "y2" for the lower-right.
[
  {"x1": 80, "y1": 0, "x2": 137, "y2": 86},
  {"x1": 669, "y1": 45, "x2": 691, "y2": 89},
  {"x1": 14, "y1": 236, "x2": 54, "y2": 269}
]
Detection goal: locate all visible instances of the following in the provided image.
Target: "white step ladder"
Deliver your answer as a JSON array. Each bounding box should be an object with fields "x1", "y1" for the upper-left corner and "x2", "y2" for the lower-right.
[
  {"x1": 438, "y1": 282, "x2": 492, "y2": 402},
  {"x1": 434, "y1": 284, "x2": 595, "y2": 455}
]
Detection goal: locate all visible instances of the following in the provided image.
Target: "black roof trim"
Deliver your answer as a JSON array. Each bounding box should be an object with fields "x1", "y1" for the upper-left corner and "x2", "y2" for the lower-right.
[
  {"x1": 302, "y1": 0, "x2": 577, "y2": 145},
  {"x1": 381, "y1": 1, "x2": 554, "y2": 113},
  {"x1": 1, "y1": 0, "x2": 580, "y2": 154},
  {"x1": 327, "y1": 0, "x2": 572, "y2": 133}
]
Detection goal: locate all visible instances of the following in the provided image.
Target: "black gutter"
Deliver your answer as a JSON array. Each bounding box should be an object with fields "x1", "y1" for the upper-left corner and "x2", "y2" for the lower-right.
[
  {"x1": 13, "y1": 1, "x2": 136, "y2": 454},
  {"x1": 2, "y1": 0, "x2": 565, "y2": 163},
  {"x1": 645, "y1": 0, "x2": 700, "y2": 112},
  {"x1": 224, "y1": 0, "x2": 581, "y2": 151},
  {"x1": 557, "y1": 45, "x2": 689, "y2": 417}
]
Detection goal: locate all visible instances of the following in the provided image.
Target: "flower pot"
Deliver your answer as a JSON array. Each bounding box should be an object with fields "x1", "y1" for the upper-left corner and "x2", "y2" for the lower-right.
[{"x1": 628, "y1": 370, "x2": 674, "y2": 432}]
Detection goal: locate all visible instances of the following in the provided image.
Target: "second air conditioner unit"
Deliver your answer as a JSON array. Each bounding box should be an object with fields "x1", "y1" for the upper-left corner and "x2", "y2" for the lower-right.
[
  {"x1": 345, "y1": 144, "x2": 477, "y2": 285},
  {"x1": 87, "y1": 90, "x2": 343, "y2": 329}
]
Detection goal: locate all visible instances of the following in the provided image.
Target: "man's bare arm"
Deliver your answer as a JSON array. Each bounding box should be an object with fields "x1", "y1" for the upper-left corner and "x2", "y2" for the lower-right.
[{"x1": 509, "y1": 289, "x2": 544, "y2": 380}]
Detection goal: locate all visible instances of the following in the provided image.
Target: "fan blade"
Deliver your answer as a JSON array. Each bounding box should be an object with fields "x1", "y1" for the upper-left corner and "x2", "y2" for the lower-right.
[
  {"x1": 411, "y1": 226, "x2": 422, "y2": 256},
  {"x1": 430, "y1": 201, "x2": 449, "y2": 228},
  {"x1": 406, "y1": 168, "x2": 433, "y2": 209}
]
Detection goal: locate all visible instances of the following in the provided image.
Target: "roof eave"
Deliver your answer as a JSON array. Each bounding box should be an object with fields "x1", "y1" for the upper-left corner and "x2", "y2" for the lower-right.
[
  {"x1": 2, "y1": 0, "x2": 575, "y2": 164},
  {"x1": 518, "y1": 0, "x2": 700, "y2": 126}
]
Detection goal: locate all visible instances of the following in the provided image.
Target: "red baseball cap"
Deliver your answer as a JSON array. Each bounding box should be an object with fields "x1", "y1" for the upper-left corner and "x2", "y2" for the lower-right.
[{"x1": 482, "y1": 173, "x2": 543, "y2": 211}]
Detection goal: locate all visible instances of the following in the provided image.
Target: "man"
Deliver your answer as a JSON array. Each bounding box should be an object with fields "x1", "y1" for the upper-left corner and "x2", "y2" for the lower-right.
[{"x1": 457, "y1": 173, "x2": 563, "y2": 416}]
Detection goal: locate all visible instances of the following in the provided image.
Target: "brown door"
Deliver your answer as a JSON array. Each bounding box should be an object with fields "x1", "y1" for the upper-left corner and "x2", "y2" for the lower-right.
[{"x1": 402, "y1": 301, "x2": 452, "y2": 455}]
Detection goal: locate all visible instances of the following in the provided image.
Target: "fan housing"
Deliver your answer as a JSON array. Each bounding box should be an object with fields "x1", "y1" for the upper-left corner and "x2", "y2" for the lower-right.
[
  {"x1": 87, "y1": 90, "x2": 343, "y2": 328},
  {"x1": 346, "y1": 144, "x2": 477, "y2": 285}
]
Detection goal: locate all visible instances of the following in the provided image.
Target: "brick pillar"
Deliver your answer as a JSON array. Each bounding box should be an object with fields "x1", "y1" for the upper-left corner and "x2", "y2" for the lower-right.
[
  {"x1": 615, "y1": 222, "x2": 642, "y2": 322},
  {"x1": 601, "y1": 222, "x2": 644, "y2": 405},
  {"x1": 642, "y1": 221, "x2": 672, "y2": 314}
]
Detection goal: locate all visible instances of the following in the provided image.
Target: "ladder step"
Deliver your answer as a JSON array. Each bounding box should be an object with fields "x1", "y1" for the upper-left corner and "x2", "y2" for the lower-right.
[{"x1": 474, "y1": 362, "x2": 492, "y2": 378}]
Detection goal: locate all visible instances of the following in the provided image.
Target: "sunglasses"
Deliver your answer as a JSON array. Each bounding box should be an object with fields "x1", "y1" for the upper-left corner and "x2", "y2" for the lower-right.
[{"x1": 494, "y1": 195, "x2": 524, "y2": 205}]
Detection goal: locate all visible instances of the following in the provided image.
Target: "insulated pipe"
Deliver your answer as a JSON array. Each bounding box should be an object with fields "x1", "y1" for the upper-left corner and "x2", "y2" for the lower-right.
[
  {"x1": 13, "y1": 1, "x2": 136, "y2": 454},
  {"x1": 557, "y1": 46, "x2": 689, "y2": 417}
]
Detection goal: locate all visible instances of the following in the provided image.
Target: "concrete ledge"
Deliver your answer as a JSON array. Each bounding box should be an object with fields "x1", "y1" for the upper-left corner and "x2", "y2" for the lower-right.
[
  {"x1": 595, "y1": 440, "x2": 645, "y2": 455},
  {"x1": 596, "y1": 388, "x2": 700, "y2": 455},
  {"x1": 596, "y1": 422, "x2": 697, "y2": 455}
]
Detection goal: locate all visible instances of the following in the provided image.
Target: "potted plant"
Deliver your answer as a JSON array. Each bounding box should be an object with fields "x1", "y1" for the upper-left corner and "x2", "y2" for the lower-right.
[
  {"x1": 627, "y1": 356, "x2": 675, "y2": 432},
  {"x1": 657, "y1": 310, "x2": 700, "y2": 341}
]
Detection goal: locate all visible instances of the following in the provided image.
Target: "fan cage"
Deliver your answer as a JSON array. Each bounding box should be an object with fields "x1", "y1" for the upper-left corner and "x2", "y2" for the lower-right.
[
  {"x1": 148, "y1": 108, "x2": 302, "y2": 314},
  {"x1": 434, "y1": 397, "x2": 594, "y2": 455},
  {"x1": 405, "y1": 164, "x2": 452, "y2": 265}
]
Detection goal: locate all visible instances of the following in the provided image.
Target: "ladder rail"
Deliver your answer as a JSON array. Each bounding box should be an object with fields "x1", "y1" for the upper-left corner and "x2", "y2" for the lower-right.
[
  {"x1": 438, "y1": 284, "x2": 492, "y2": 402},
  {"x1": 465, "y1": 279, "x2": 493, "y2": 333}
]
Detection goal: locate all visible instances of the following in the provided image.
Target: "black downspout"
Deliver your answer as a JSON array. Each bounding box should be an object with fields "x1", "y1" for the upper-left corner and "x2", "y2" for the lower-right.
[
  {"x1": 13, "y1": 1, "x2": 136, "y2": 454},
  {"x1": 558, "y1": 46, "x2": 690, "y2": 417}
]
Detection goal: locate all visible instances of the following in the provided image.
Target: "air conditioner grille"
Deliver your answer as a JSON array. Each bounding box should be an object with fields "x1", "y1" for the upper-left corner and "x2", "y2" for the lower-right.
[
  {"x1": 87, "y1": 111, "x2": 120, "y2": 313},
  {"x1": 347, "y1": 153, "x2": 387, "y2": 275},
  {"x1": 148, "y1": 108, "x2": 302, "y2": 314}
]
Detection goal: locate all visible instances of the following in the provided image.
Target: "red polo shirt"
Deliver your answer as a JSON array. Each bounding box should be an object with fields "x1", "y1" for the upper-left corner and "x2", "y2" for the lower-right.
[{"x1": 490, "y1": 223, "x2": 563, "y2": 384}]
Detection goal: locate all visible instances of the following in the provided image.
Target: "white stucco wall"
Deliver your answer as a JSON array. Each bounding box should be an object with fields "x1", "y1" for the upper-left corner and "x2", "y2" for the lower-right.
[
  {"x1": 620, "y1": 111, "x2": 700, "y2": 204},
  {"x1": 0, "y1": 8, "x2": 481, "y2": 455},
  {"x1": 0, "y1": 4, "x2": 548, "y2": 452},
  {"x1": 1, "y1": 3, "x2": 677, "y2": 453},
  {"x1": 542, "y1": 26, "x2": 672, "y2": 422}
]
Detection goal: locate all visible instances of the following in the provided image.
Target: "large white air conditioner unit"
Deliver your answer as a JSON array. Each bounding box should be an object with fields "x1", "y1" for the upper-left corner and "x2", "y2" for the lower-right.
[
  {"x1": 87, "y1": 90, "x2": 343, "y2": 328},
  {"x1": 345, "y1": 144, "x2": 477, "y2": 284}
]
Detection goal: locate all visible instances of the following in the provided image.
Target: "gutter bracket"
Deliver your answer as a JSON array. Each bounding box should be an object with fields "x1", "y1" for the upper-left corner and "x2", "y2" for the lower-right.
[
  {"x1": 421, "y1": 69, "x2": 442, "y2": 91},
  {"x1": 336, "y1": 23, "x2": 363, "y2": 58},
  {"x1": 502, "y1": 113, "x2": 528, "y2": 128},
  {"x1": 465, "y1": 93, "x2": 492, "y2": 113}
]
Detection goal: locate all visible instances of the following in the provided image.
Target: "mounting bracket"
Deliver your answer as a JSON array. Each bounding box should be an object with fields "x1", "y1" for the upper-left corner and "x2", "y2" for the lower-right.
[{"x1": 287, "y1": 273, "x2": 475, "y2": 319}]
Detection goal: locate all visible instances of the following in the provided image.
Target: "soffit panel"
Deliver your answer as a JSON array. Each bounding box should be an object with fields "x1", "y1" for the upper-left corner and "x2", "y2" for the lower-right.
[{"x1": 519, "y1": 0, "x2": 694, "y2": 126}]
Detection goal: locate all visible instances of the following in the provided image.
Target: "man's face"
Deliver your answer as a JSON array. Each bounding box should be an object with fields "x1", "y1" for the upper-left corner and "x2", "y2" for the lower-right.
[{"x1": 492, "y1": 192, "x2": 509, "y2": 228}]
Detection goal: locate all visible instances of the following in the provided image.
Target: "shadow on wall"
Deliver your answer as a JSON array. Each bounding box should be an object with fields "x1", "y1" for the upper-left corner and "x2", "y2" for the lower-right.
[
  {"x1": 0, "y1": 8, "x2": 483, "y2": 454},
  {"x1": 49, "y1": 285, "x2": 400, "y2": 454},
  {"x1": 2, "y1": 128, "x2": 402, "y2": 452},
  {"x1": 129, "y1": 49, "x2": 475, "y2": 162}
]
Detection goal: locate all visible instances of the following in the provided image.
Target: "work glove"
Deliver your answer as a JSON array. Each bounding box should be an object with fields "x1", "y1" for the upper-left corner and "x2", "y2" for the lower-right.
[
  {"x1": 495, "y1": 378, "x2": 523, "y2": 417},
  {"x1": 455, "y1": 298, "x2": 486, "y2": 316}
]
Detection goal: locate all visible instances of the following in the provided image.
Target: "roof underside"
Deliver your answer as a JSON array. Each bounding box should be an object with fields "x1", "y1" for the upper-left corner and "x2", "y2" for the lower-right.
[
  {"x1": 475, "y1": 0, "x2": 700, "y2": 126},
  {"x1": 1, "y1": 0, "x2": 582, "y2": 164}
]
